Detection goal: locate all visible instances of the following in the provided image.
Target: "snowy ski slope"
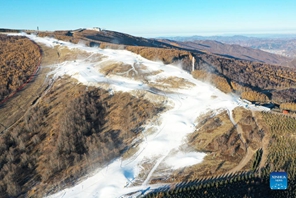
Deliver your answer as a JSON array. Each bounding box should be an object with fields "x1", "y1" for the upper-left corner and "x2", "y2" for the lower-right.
[{"x1": 14, "y1": 33, "x2": 269, "y2": 198}]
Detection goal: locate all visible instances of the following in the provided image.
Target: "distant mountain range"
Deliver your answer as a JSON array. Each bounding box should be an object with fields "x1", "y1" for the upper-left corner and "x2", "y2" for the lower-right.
[
  {"x1": 158, "y1": 39, "x2": 294, "y2": 67},
  {"x1": 158, "y1": 34, "x2": 296, "y2": 60},
  {"x1": 157, "y1": 34, "x2": 296, "y2": 42}
]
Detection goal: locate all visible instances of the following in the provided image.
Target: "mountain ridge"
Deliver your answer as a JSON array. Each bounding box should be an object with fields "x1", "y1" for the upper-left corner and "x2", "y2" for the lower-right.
[
  {"x1": 26, "y1": 28, "x2": 296, "y2": 106},
  {"x1": 0, "y1": 29, "x2": 296, "y2": 197}
]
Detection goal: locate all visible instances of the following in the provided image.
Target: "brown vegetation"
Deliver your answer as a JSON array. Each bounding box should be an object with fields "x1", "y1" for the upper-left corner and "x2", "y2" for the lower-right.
[
  {"x1": 0, "y1": 77, "x2": 164, "y2": 197},
  {"x1": 196, "y1": 53, "x2": 296, "y2": 90},
  {"x1": 154, "y1": 77, "x2": 194, "y2": 89},
  {"x1": 272, "y1": 88, "x2": 296, "y2": 103},
  {"x1": 126, "y1": 46, "x2": 193, "y2": 65},
  {"x1": 241, "y1": 91, "x2": 269, "y2": 102},
  {"x1": 37, "y1": 31, "x2": 80, "y2": 44},
  {"x1": 279, "y1": 102, "x2": 296, "y2": 111},
  {"x1": 230, "y1": 81, "x2": 252, "y2": 93},
  {"x1": 0, "y1": 35, "x2": 41, "y2": 101}
]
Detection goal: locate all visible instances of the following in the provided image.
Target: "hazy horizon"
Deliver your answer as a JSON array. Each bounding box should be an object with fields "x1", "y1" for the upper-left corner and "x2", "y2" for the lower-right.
[{"x1": 1, "y1": 0, "x2": 296, "y2": 38}]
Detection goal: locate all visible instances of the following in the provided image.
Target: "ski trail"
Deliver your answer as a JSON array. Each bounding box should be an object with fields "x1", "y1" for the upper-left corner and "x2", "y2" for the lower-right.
[
  {"x1": 131, "y1": 62, "x2": 139, "y2": 75},
  {"x1": 142, "y1": 151, "x2": 170, "y2": 186},
  {"x1": 227, "y1": 109, "x2": 236, "y2": 126},
  {"x1": 15, "y1": 33, "x2": 271, "y2": 198}
]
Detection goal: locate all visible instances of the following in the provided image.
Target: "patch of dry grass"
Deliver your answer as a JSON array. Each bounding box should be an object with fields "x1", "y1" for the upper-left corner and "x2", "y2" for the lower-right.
[
  {"x1": 99, "y1": 62, "x2": 133, "y2": 76},
  {"x1": 99, "y1": 60, "x2": 163, "y2": 85},
  {"x1": 189, "y1": 111, "x2": 234, "y2": 150},
  {"x1": 232, "y1": 106, "x2": 247, "y2": 123},
  {"x1": 154, "y1": 76, "x2": 194, "y2": 89},
  {"x1": 126, "y1": 46, "x2": 193, "y2": 66},
  {"x1": 122, "y1": 143, "x2": 141, "y2": 160},
  {"x1": 56, "y1": 46, "x2": 91, "y2": 62}
]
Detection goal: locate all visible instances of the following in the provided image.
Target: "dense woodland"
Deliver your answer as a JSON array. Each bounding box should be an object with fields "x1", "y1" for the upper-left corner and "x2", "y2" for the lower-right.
[
  {"x1": 199, "y1": 54, "x2": 296, "y2": 90},
  {"x1": 0, "y1": 35, "x2": 41, "y2": 102},
  {"x1": 272, "y1": 88, "x2": 296, "y2": 103},
  {"x1": 0, "y1": 80, "x2": 164, "y2": 197}
]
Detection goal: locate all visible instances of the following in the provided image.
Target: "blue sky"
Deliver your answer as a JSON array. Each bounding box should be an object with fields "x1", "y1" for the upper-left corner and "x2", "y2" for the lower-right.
[{"x1": 1, "y1": 0, "x2": 296, "y2": 37}]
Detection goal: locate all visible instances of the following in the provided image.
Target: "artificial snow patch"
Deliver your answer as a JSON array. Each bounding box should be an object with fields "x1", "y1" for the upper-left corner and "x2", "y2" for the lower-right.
[{"x1": 165, "y1": 152, "x2": 207, "y2": 169}]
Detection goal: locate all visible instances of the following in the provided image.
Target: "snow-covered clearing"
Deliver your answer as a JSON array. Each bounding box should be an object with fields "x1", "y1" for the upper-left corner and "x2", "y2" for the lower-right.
[{"x1": 13, "y1": 33, "x2": 269, "y2": 198}]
